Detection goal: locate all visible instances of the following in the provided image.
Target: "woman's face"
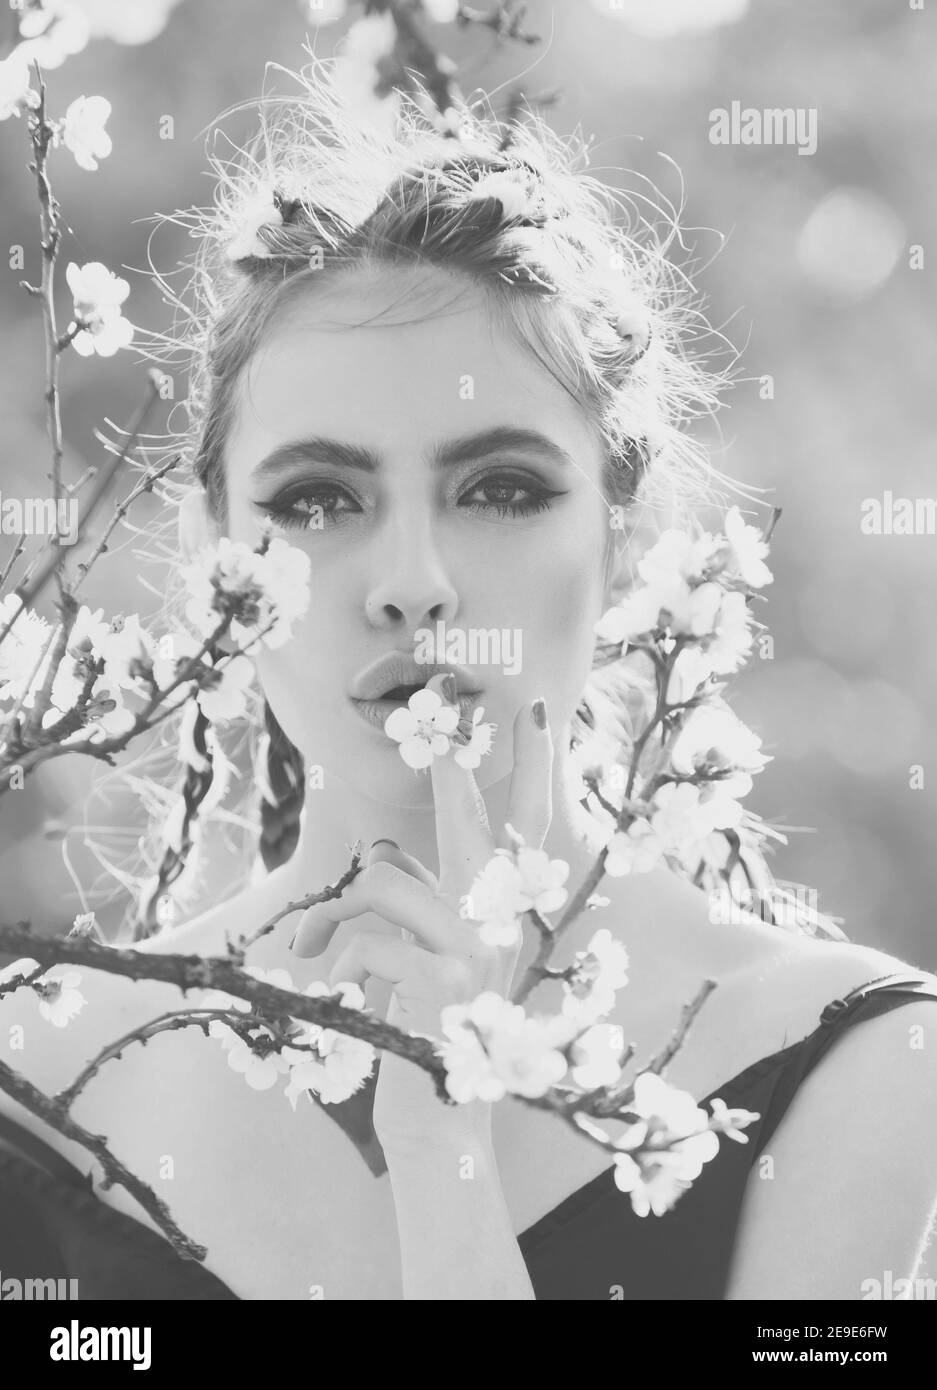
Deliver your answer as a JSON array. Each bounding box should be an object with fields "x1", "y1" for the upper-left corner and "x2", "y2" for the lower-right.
[{"x1": 223, "y1": 270, "x2": 613, "y2": 806}]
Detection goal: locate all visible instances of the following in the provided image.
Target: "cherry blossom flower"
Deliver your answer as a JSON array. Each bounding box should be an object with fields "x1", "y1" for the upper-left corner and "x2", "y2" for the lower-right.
[
  {"x1": 562, "y1": 928, "x2": 630, "y2": 1024},
  {"x1": 225, "y1": 182, "x2": 284, "y2": 261},
  {"x1": 569, "y1": 1023, "x2": 624, "y2": 1089},
  {"x1": 708, "y1": 1096, "x2": 760, "y2": 1143},
  {"x1": 34, "y1": 969, "x2": 85, "y2": 1028},
  {"x1": 438, "y1": 1016, "x2": 505, "y2": 1102},
  {"x1": 650, "y1": 780, "x2": 743, "y2": 860},
  {"x1": 65, "y1": 261, "x2": 133, "y2": 357},
  {"x1": 384, "y1": 687, "x2": 459, "y2": 770},
  {"x1": 301, "y1": 0, "x2": 348, "y2": 26},
  {"x1": 422, "y1": 0, "x2": 459, "y2": 21},
  {"x1": 452, "y1": 705, "x2": 495, "y2": 769},
  {"x1": 151, "y1": 630, "x2": 201, "y2": 691},
  {"x1": 464, "y1": 837, "x2": 570, "y2": 947},
  {"x1": 601, "y1": 1070, "x2": 725, "y2": 1215},
  {"x1": 613, "y1": 304, "x2": 652, "y2": 359},
  {"x1": 603, "y1": 819, "x2": 665, "y2": 877},
  {"x1": 44, "y1": 604, "x2": 109, "y2": 710},
  {"x1": 283, "y1": 1028, "x2": 375, "y2": 1107},
  {"x1": 98, "y1": 614, "x2": 157, "y2": 693},
  {"x1": 596, "y1": 570, "x2": 722, "y2": 646},
  {"x1": 721, "y1": 506, "x2": 773, "y2": 589},
  {"x1": 514, "y1": 844, "x2": 570, "y2": 914},
  {"x1": 69, "y1": 911, "x2": 99, "y2": 938},
  {"x1": 659, "y1": 579, "x2": 724, "y2": 639},
  {"x1": 62, "y1": 95, "x2": 112, "y2": 171},
  {"x1": 196, "y1": 653, "x2": 255, "y2": 723},
  {"x1": 594, "y1": 584, "x2": 664, "y2": 645},
  {"x1": 181, "y1": 536, "x2": 311, "y2": 653},
  {"x1": 0, "y1": 54, "x2": 40, "y2": 121},
  {"x1": 69, "y1": 0, "x2": 187, "y2": 46},
  {"x1": 469, "y1": 171, "x2": 538, "y2": 221},
  {"x1": 247, "y1": 964, "x2": 295, "y2": 992},
  {"x1": 611, "y1": 1132, "x2": 719, "y2": 1217},
  {"x1": 61, "y1": 677, "x2": 137, "y2": 740},
  {"x1": 304, "y1": 978, "x2": 367, "y2": 1011},
  {"x1": 637, "y1": 528, "x2": 719, "y2": 591},
  {"x1": 666, "y1": 645, "x2": 717, "y2": 705},
  {"x1": 282, "y1": 979, "x2": 374, "y2": 1106},
  {"x1": 36, "y1": 606, "x2": 139, "y2": 740},
  {"x1": 463, "y1": 854, "x2": 526, "y2": 946},
  {"x1": 485, "y1": 1014, "x2": 573, "y2": 1098},
  {"x1": 703, "y1": 589, "x2": 756, "y2": 673},
  {"x1": 15, "y1": 2, "x2": 89, "y2": 69},
  {"x1": 439, "y1": 991, "x2": 576, "y2": 1102},
  {"x1": 628, "y1": 1070, "x2": 709, "y2": 1134},
  {"x1": 670, "y1": 703, "x2": 771, "y2": 799},
  {"x1": 332, "y1": 12, "x2": 400, "y2": 133},
  {"x1": 226, "y1": 1041, "x2": 292, "y2": 1091},
  {"x1": 0, "y1": 595, "x2": 51, "y2": 705}
]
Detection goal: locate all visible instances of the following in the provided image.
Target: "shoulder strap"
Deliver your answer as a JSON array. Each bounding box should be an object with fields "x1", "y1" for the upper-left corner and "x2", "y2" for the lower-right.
[{"x1": 753, "y1": 969, "x2": 937, "y2": 1157}]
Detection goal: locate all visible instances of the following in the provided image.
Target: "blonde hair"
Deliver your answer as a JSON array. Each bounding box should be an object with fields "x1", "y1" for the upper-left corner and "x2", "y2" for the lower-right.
[{"x1": 123, "y1": 58, "x2": 806, "y2": 936}]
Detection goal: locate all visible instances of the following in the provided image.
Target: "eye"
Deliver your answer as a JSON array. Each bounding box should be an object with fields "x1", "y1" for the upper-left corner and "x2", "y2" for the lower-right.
[
  {"x1": 457, "y1": 470, "x2": 565, "y2": 519},
  {"x1": 254, "y1": 482, "x2": 361, "y2": 532}
]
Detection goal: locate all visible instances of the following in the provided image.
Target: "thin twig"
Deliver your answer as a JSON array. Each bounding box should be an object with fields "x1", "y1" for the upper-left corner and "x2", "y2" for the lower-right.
[
  {"x1": 0, "y1": 1054, "x2": 206, "y2": 1260},
  {"x1": 236, "y1": 845, "x2": 366, "y2": 950}
]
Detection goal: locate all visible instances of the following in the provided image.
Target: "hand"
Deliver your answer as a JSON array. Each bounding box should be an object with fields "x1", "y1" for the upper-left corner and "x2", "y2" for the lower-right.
[{"x1": 290, "y1": 674, "x2": 554, "y2": 1155}]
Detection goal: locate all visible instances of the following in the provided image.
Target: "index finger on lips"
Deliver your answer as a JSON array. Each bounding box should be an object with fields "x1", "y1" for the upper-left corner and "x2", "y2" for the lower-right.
[
  {"x1": 498, "y1": 696, "x2": 554, "y2": 851},
  {"x1": 423, "y1": 672, "x2": 495, "y2": 897}
]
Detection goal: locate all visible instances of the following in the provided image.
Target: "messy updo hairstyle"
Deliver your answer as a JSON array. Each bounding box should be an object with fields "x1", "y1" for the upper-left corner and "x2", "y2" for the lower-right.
[{"x1": 149, "y1": 57, "x2": 747, "y2": 911}]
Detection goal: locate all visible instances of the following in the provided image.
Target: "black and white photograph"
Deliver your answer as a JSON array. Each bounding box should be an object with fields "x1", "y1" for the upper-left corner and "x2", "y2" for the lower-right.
[{"x1": 0, "y1": 0, "x2": 934, "y2": 1343}]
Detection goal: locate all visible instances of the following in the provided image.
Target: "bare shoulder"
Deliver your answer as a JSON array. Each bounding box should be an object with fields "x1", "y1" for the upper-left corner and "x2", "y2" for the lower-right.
[
  {"x1": 137, "y1": 860, "x2": 300, "y2": 959},
  {"x1": 716, "y1": 918, "x2": 937, "y2": 1296},
  {"x1": 597, "y1": 864, "x2": 936, "y2": 1097},
  {"x1": 0, "y1": 865, "x2": 297, "y2": 1125}
]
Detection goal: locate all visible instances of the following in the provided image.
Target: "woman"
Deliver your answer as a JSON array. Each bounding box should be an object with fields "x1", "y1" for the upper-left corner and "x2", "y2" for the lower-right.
[{"x1": 1, "y1": 66, "x2": 936, "y2": 1302}]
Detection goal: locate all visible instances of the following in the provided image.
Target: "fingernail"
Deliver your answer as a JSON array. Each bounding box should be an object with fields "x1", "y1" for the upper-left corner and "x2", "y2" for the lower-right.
[
  {"x1": 442, "y1": 674, "x2": 457, "y2": 703},
  {"x1": 531, "y1": 698, "x2": 547, "y2": 730},
  {"x1": 370, "y1": 838, "x2": 399, "y2": 851}
]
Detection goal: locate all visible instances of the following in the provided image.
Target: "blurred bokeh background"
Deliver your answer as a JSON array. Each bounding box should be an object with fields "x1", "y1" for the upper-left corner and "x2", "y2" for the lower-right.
[{"x1": 1, "y1": 0, "x2": 934, "y2": 966}]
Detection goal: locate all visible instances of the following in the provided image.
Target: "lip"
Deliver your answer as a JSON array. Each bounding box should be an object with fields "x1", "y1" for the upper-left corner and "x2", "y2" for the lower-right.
[
  {"x1": 348, "y1": 651, "x2": 482, "y2": 702},
  {"x1": 351, "y1": 689, "x2": 483, "y2": 734},
  {"x1": 348, "y1": 651, "x2": 484, "y2": 737}
]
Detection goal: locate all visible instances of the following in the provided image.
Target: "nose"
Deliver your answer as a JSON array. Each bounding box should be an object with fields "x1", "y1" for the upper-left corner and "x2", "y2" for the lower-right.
[{"x1": 364, "y1": 517, "x2": 459, "y2": 632}]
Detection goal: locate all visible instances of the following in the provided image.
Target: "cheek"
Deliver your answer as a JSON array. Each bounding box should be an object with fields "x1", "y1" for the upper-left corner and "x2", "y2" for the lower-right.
[
  {"x1": 524, "y1": 504, "x2": 608, "y2": 639},
  {"x1": 248, "y1": 590, "x2": 346, "y2": 760},
  {"x1": 502, "y1": 519, "x2": 608, "y2": 717}
]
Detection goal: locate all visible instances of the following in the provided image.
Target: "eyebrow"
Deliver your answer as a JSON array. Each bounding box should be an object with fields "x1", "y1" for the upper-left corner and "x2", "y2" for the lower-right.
[{"x1": 247, "y1": 426, "x2": 575, "y2": 484}]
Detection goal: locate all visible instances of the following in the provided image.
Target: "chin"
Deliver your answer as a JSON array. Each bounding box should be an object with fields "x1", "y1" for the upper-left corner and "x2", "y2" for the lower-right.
[{"x1": 308, "y1": 702, "x2": 517, "y2": 809}]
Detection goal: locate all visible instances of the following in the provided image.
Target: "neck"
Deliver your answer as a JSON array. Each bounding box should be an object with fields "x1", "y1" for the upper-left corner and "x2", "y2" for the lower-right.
[
  {"x1": 263, "y1": 726, "x2": 609, "y2": 1005},
  {"x1": 288, "y1": 723, "x2": 597, "y2": 892}
]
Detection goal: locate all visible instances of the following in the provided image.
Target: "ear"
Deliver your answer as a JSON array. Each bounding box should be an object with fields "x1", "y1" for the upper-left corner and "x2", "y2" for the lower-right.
[{"x1": 177, "y1": 486, "x2": 218, "y2": 561}]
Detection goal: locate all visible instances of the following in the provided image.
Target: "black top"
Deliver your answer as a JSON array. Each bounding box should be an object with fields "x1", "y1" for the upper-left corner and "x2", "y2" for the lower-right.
[{"x1": 1, "y1": 970, "x2": 935, "y2": 1300}]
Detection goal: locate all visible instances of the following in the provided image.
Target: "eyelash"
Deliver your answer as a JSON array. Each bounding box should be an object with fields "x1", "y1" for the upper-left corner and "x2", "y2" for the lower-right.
[{"x1": 256, "y1": 473, "x2": 565, "y2": 532}]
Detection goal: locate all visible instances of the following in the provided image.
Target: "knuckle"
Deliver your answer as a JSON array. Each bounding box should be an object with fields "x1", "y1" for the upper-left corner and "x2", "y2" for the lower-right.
[{"x1": 364, "y1": 859, "x2": 403, "y2": 891}]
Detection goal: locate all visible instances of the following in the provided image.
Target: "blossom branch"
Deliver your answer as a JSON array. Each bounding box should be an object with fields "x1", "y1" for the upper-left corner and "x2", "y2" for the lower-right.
[
  {"x1": 236, "y1": 845, "x2": 366, "y2": 951},
  {"x1": 0, "y1": 1053, "x2": 207, "y2": 1261}
]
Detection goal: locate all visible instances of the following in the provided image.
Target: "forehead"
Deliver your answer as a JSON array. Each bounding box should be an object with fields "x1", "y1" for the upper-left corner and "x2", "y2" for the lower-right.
[{"x1": 226, "y1": 270, "x2": 603, "y2": 479}]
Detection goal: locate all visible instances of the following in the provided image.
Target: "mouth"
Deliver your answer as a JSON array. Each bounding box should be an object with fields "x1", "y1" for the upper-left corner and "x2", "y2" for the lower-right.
[
  {"x1": 348, "y1": 654, "x2": 484, "y2": 734},
  {"x1": 350, "y1": 684, "x2": 483, "y2": 733}
]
